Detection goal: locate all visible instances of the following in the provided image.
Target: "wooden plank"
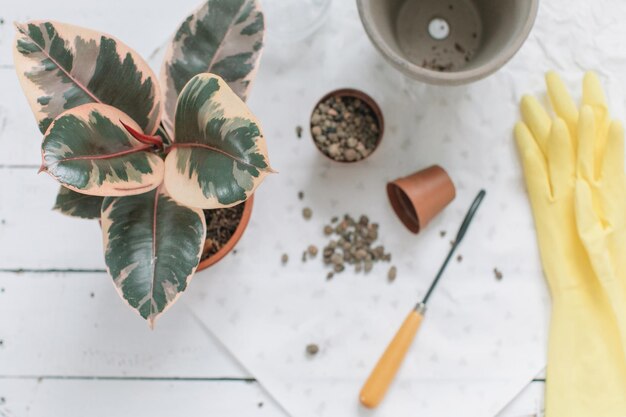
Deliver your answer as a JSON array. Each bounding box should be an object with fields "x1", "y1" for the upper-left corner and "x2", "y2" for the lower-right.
[
  {"x1": 0, "y1": 167, "x2": 105, "y2": 269},
  {"x1": 0, "y1": 68, "x2": 42, "y2": 167},
  {"x1": 0, "y1": 378, "x2": 284, "y2": 417},
  {"x1": 0, "y1": 165, "x2": 190, "y2": 270},
  {"x1": 0, "y1": 271, "x2": 248, "y2": 378},
  {"x1": 0, "y1": 377, "x2": 542, "y2": 417}
]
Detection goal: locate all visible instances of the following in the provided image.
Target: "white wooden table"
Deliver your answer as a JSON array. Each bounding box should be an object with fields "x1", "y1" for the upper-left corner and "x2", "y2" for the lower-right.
[{"x1": 0, "y1": 0, "x2": 546, "y2": 415}]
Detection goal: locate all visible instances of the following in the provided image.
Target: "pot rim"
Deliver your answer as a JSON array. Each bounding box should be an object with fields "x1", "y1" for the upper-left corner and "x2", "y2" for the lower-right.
[
  {"x1": 356, "y1": 0, "x2": 539, "y2": 85},
  {"x1": 196, "y1": 195, "x2": 254, "y2": 271}
]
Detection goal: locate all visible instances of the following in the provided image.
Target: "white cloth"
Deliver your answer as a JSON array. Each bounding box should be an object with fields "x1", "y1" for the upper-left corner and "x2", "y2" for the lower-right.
[{"x1": 185, "y1": 0, "x2": 626, "y2": 415}]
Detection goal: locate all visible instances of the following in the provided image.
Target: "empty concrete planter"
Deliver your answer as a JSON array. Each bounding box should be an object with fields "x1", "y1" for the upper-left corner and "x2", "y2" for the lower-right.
[{"x1": 356, "y1": 0, "x2": 539, "y2": 85}]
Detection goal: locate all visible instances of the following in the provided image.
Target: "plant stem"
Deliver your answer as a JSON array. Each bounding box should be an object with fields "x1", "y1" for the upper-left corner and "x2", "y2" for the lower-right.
[{"x1": 157, "y1": 123, "x2": 173, "y2": 146}]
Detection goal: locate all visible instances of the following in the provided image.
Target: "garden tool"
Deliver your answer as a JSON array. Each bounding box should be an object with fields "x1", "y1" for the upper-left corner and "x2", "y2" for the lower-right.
[
  {"x1": 515, "y1": 71, "x2": 626, "y2": 417},
  {"x1": 359, "y1": 189, "x2": 486, "y2": 408}
]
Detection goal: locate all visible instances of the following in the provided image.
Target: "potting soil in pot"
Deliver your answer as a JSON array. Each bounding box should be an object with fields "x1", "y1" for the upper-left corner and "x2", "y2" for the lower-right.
[{"x1": 201, "y1": 203, "x2": 245, "y2": 260}]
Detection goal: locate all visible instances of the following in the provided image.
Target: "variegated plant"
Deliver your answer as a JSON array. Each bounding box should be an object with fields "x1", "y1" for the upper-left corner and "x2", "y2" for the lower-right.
[{"x1": 13, "y1": 0, "x2": 270, "y2": 327}]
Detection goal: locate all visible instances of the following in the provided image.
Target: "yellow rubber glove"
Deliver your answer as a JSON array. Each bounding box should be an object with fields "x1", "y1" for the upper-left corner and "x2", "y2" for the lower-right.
[
  {"x1": 576, "y1": 108, "x2": 626, "y2": 347},
  {"x1": 515, "y1": 73, "x2": 626, "y2": 417},
  {"x1": 546, "y1": 72, "x2": 611, "y2": 173},
  {"x1": 547, "y1": 73, "x2": 626, "y2": 350}
]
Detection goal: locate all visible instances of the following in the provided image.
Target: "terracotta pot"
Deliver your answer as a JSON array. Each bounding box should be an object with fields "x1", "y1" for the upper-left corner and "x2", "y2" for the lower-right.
[
  {"x1": 387, "y1": 165, "x2": 456, "y2": 233},
  {"x1": 196, "y1": 196, "x2": 254, "y2": 271},
  {"x1": 310, "y1": 88, "x2": 384, "y2": 163}
]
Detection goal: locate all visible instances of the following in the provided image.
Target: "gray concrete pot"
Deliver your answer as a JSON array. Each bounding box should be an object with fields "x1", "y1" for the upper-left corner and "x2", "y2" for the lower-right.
[{"x1": 356, "y1": 0, "x2": 538, "y2": 85}]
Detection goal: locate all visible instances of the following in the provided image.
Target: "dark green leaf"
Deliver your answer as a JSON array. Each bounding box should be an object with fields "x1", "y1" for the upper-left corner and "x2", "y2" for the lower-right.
[
  {"x1": 160, "y1": 0, "x2": 264, "y2": 132},
  {"x1": 53, "y1": 186, "x2": 103, "y2": 219},
  {"x1": 164, "y1": 73, "x2": 271, "y2": 208},
  {"x1": 101, "y1": 188, "x2": 206, "y2": 326},
  {"x1": 42, "y1": 103, "x2": 164, "y2": 196},
  {"x1": 14, "y1": 20, "x2": 161, "y2": 134}
]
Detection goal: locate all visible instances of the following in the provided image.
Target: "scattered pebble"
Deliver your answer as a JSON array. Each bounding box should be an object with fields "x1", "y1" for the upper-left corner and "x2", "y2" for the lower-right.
[
  {"x1": 326, "y1": 272, "x2": 334, "y2": 280},
  {"x1": 457, "y1": 255, "x2": 463, "y2": 263},
  {"x1": 440, "y1": 230, "x2": 447, "y2": 238},
  {"x1": 295, "y1": 125, "x2": 303, "y2": 138},
  {"x1": 281, "y1": 253, "x2": 289, "y2": 265},
  {"x1": 494, "y1": 268, "x2": 503, "y2": 281},
  {"x1": 258, "y1": 402, "x2": 264, "y2": 408},
  {"x1": 302, "y1": 207, "x2": 313, "y2": 220},
  {"x1": 306, "y1": 343, "x2": 319, "y2": 356},
  {"x1": 307, "y1": 245, "x2": 318, "y2": 257},
  {"x1": 318, "y1": 214, "x2": 391, "y2": 280},
  {"x1": 90, "y1": 292, "x2": 95, "y2": 298},
  {"x1": 310, "y1": 95, "x2": 380, "y2": 162},
  {"x1": 298, "y1": 191, "x2": 304, "y2": 200},
  {"x1": 387, "y1": 266, "x2": 397, "y2": 282}
]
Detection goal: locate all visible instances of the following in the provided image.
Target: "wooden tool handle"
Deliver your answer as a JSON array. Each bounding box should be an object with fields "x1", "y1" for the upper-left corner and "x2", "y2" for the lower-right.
[{"x1": 359, "y1": 307, "x2": 424, "y2": 408}]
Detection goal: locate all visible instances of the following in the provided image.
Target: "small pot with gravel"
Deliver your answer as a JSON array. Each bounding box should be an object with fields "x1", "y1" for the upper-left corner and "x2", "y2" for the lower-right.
[{"x1": 310, "y1": 89, "x2": 384, "y2": 163}]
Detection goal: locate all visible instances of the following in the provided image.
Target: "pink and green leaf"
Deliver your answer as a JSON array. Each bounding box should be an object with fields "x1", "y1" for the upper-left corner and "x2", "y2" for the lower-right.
[
  {"x1": 53, "y1": 186, "x2": 104, "y2": 219},
  {"x1": 160, "y1": 0, "x2": 264, "y2": 133},
  {"x1": 164, "y1": 73, "x2": 272, "y2": 209},
  {"x1": 101, "y1": 187, "x2": 206, "y2": 327},
  {"x1": 42, "y1": 103, "x2": 164, "y2": 197},
  {"x1": 13, "y1": 20, "x2": 161, "y2": 134}
]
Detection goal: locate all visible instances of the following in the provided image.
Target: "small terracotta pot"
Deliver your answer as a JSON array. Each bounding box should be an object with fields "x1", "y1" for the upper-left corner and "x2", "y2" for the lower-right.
[
  {"x1": 310, "y1": 88, "x2": 384, "y2": 163},
  {"x1": 196, "y1": 196, "x2": 254, "y2": 271},
  {"x1": 387, "y1": 165, "x2": 456, "y2": 233}
]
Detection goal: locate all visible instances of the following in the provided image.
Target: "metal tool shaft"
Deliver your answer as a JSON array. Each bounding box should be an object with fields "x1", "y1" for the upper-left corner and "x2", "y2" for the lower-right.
[{"x1": 421, "y1": 189, "x2": 486, "y2": 305}]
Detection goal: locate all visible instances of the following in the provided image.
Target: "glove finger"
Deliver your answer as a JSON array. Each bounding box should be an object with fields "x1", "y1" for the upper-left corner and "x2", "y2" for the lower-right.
[
  {"x1": 515, "y1": 121, "x2": 550, "y2": 198},
  {"x1": 577, "y1": 106, "x2": 596, "y2": 182},
  {"x1": 521, "y1": 95, "x2": 551, "y2": 154},
  {"x1": 547, "y1": 118, "x2": 575, "y2": 198},
  {"x1": 583, "y1": 72, "x2": 610, "y2": 167},
  {"x1": 546, "y1": 71, "x2": 579, "y2": 134},
  {"x1": 599, "y1": 120, "x2": 626, "y2": 229},
  {"x1": 575, "y1": 179, "x2": 626, "y2": 348},
  {"x1": 601, "y1": 120, "x2": 625, "y2": 178},
  {"x1": 575, "y1": 179, "x2": 604, "y2": 238},
  {"x1": 582, "y1": 71, "x2": 608, "y2": 122}
]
